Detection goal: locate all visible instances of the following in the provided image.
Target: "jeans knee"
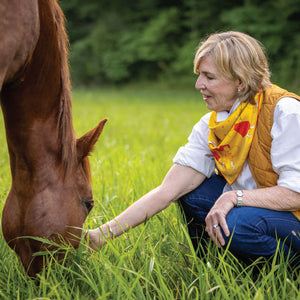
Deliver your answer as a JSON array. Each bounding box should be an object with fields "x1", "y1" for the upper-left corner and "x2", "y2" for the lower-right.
[{"x1": 224, "y1": 208, "x2": 278, "y2": 258}]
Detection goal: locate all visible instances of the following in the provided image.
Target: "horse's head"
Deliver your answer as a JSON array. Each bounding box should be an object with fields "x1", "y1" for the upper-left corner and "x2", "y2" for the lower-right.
[{"x1": 1, "y1": 118, "x2": 107, "y2": 276}]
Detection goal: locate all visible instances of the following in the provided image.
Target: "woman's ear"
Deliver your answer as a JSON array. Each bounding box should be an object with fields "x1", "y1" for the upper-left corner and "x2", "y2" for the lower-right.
[
  {"x1": 76, "y1": 118, "x2": 107, "y2": 160},
  {"x1": 237, "y1": 79, "x2": 245, "y2": 91}
]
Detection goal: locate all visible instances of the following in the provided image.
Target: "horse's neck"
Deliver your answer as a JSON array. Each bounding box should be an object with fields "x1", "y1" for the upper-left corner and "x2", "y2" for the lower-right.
[
  {"x1": 1, "y1": 0, "x2": 75, "y2": 185},
  {"x1": 1, "y1": 92, "x2": 62, "y2": 186}
]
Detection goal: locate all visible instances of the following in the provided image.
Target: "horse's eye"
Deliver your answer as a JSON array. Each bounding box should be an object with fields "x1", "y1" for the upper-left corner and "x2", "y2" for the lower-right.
[
  {"x1": 82, "y1": 198, "x2": 94, "y2": 213},
  {"x1": 85, "y1": 201, "x2": 94, "y2": 212}
]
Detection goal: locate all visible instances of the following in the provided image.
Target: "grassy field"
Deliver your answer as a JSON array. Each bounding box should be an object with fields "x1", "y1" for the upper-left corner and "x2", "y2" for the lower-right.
[{"x1": 0, "y1": 85, "x2": 299, "y2": 299}]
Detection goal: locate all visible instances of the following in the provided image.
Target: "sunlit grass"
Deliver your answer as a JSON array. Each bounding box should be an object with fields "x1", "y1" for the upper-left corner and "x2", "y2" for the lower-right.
[{"x1": 0, "y1": 85, "x2": 299, "y2": 299}]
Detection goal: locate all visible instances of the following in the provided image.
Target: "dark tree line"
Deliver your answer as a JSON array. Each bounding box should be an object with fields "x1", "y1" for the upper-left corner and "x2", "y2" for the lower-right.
[{"x1": 61, "y1": 0, "x2": 300, "y2": 89}]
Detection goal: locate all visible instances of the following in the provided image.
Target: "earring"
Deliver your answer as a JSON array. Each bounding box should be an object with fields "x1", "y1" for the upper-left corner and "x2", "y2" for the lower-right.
[{"x1": 238, "y1": 88, "x2": 241, "y2": 92}]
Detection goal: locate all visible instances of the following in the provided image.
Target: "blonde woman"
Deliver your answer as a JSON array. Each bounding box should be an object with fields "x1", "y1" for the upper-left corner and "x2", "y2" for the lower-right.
[{"x1": 88, "y1": 31, "x2": 300, "y2": 264}]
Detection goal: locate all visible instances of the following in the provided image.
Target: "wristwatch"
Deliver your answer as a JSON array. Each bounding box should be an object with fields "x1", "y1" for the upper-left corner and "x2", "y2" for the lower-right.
[{"x1": 235, "y1": 190, "x2": 243, "y2": 207}]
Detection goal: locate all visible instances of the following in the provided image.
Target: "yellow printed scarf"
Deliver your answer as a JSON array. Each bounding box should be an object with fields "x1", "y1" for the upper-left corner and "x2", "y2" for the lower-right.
[{"x1": 208, "y1": 91, "x2": 262, "y2": 184}]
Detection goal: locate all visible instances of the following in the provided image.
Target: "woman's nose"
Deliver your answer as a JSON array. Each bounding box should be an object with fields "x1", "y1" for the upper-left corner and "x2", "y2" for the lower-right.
[{"x1": 195, "y1": 75, "x2": 205, "y2": 90}]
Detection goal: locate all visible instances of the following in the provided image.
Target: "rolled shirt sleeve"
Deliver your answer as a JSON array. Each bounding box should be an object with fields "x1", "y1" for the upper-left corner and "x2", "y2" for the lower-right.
[
  {"x1": 271, "y1": 97, "x2": 300, "y2": 193},
  {"x1": 173, "y1": 112, "x2": 216, "y2": 178}
]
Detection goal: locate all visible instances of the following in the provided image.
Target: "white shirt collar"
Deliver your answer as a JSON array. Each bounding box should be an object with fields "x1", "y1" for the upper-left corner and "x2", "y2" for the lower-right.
[{"x1": 216, "y1": 99, "x2": 241, "y2": 122}]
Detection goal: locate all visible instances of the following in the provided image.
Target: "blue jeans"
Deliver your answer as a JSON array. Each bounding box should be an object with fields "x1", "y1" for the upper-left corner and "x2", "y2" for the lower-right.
[{"x1": 179, "y1": 174, "x2": 300, "y2": 263}]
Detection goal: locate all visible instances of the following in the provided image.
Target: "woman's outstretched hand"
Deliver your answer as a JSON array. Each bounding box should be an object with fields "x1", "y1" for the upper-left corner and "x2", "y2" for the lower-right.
[{"x1": 85, "y1": 227, "x2": 108, "y2": 251}]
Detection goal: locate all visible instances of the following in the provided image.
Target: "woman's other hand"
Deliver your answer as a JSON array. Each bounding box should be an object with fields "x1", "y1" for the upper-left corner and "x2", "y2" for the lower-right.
[{"x1": 205, "y1": 191, "x2": 236, "y2": 247}]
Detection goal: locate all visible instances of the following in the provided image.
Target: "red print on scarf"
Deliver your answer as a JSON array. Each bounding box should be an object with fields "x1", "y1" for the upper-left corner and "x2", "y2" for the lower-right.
[
  {"x1": 234, "y1": 121, "x2": 251, "y2": 137},
  {"x1": 211, "y1": 144, "x2": 230, "y2": 161}
]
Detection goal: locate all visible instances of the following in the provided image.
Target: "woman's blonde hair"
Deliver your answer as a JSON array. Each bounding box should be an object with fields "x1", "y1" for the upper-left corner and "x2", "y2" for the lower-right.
[{"x1": 194, "y1": 31, "x2": 272, "y2": 103}]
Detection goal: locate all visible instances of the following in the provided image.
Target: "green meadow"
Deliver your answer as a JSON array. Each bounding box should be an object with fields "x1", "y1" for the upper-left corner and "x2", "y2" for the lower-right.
[{"x1": 0, "y1": 85, "x2": 299, "y2": 299}]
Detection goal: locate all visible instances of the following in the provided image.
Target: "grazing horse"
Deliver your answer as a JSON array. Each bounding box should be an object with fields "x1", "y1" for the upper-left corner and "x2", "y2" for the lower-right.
[{"x1": 0, "y1": 0, "x2": 106, "y2": 276}]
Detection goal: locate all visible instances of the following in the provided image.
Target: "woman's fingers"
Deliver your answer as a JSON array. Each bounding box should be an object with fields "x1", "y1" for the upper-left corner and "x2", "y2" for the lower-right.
[
  {"x1": 85, "y1": 228, "x2": 107, "y2": 251},
  {"x1": 205, "y1": 218, "x2": 221, "y2": 247},
  {"x1": 205, "y1": 212, "x2": 230, "y2": 247}
]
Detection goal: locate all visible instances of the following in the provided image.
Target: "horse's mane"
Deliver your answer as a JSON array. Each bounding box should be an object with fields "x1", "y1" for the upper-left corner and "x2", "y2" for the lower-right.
[{"x1": 51, "y1": 0, "x2": 77, "y2": 177}]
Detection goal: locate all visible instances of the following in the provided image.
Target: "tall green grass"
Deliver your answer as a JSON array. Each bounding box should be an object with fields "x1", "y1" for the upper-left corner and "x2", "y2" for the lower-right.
[{"x1": 0, "y1": 85, "x2": 299, "y2": 299}]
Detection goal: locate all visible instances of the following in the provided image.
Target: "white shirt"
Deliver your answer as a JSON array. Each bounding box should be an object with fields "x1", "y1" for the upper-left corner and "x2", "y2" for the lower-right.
[{"x1": 173, "y1": 97, "x2": 300, "y2": 193}]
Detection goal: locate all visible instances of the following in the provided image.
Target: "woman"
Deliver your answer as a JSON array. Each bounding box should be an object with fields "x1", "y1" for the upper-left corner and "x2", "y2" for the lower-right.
[{"x1": 88, "y1": 31, "x2": 300, "y2": 263}]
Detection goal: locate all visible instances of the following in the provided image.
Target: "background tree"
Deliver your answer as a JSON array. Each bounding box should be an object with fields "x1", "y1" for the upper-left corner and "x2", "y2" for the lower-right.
[{"x1": 61, "y1": 0, "x2": 300, "y2": 89}]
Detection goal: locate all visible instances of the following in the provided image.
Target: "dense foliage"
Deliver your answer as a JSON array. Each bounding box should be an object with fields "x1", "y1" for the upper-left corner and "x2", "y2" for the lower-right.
[{"x1": 61, "y1": 0, "x2": 300, "y2": 89}]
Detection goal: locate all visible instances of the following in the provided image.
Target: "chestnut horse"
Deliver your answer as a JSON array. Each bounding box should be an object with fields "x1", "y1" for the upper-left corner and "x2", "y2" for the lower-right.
[{"x1": 0, "y1": 0, "x2": 106, "y2": 276}]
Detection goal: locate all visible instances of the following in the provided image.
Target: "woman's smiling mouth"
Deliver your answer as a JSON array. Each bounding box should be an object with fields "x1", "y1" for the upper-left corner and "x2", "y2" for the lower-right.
[{"x1": 202, "y1": 94, "x2": 211, "y2": 101}]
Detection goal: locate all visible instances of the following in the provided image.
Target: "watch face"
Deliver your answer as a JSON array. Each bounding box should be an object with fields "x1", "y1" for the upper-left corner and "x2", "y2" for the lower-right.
[{"x1": 237, "y1": 190, "x2": 243, "y2": 197}]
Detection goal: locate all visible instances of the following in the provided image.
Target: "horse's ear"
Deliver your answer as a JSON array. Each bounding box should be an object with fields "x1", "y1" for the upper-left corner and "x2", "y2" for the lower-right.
[{"x1": 76, "y1": 118, "x2": 107, "y2": 160}]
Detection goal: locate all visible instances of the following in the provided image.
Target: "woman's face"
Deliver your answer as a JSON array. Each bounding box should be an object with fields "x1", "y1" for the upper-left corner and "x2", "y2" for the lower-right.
[{"x1": 195, "y1": 55, "x2": 241, "y2": 112}]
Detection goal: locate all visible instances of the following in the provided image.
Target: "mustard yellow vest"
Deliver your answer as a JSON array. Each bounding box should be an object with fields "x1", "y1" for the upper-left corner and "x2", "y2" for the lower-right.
[{"x1": 248, "y1": 85, "x2": 300, "y2": 221}]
